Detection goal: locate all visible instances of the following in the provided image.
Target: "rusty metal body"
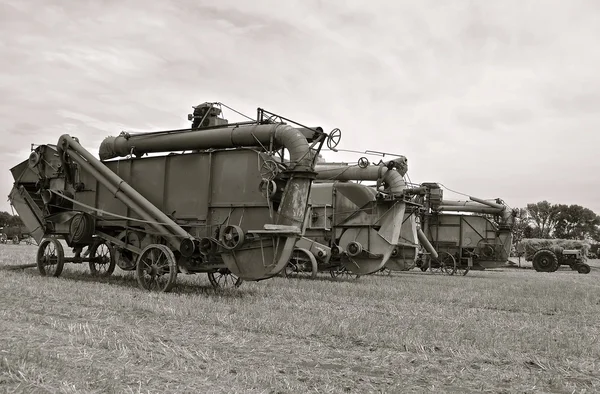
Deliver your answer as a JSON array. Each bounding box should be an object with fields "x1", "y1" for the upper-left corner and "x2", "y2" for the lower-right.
[
  {"x1": 282, "y1": 158, "x2": 415, "y2": 278},
  {"x1": 389, "y1": 183, "x2": 515, "y2": 274},
  {"x1": 8, "y1": 104, "x2": 331, "y2": 291}
]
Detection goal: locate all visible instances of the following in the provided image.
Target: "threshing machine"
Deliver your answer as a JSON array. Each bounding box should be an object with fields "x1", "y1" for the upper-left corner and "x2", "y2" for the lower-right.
[
  {"x1": 281, "y1": 157, "x2": 420, "y2": 279},
  {"x1": 8, "y1": 103, "x2": 340, "y2": 292},
  {"x1": 403, "y1": 183, "x2": 515, "y2": 275}
]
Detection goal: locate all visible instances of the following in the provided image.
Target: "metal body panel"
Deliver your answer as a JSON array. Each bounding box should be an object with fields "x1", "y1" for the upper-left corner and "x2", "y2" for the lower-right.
[
  {"x1": 302, "y1": 181, "x2": 407, "y2": 275},
  {"x1": 385, "y1": 213, "x2": 419, "y2": 271},
  {"x1": 426, "y1": 213, "x2": 511, "y2": 269}
]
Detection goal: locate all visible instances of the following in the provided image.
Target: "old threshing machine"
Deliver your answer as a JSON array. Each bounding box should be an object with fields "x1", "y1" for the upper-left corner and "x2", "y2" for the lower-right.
[
  {"x1": 8, "y1": 103, "x2": 340, "y2": 291},
  {"x1": 403, "y1": 183, "x2": 515, "y2": 275},
  {"x1": 281, "y1": 156, "x2": 417, "y2": 279}
]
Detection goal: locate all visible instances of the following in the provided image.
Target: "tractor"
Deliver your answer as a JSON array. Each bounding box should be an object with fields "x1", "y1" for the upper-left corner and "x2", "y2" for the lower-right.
[{"x1": 531, "y1": 247, "x2": 591, "y2": 274}]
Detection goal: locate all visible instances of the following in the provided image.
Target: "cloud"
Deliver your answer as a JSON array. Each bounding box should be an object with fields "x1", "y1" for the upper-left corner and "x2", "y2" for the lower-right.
[{"x1": 1, "y1": 0, "x2": 600, "y2": 217}]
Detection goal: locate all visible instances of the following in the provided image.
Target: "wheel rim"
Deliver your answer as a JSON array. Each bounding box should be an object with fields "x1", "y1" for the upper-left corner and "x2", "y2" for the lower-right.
[
  {"x1": 36, "y1": 239, "x2": 64, "y2": 277},
  {"x1": 136, "y1": 245, "x2": 177, "y2": 292},
  {"x1": 285, "y1": 249, "x2": 316, "y2": 279},
  {"x1": 208, "y1": 269, "x2": 242, "y2": 289},
  {"x1": 89, "y1": 241, "x2": 115, "y2": 277},
  {"x1": 432, "y1": 252, "x2": 456, "y2": 275},
  {"x1": 40, "y1": 241, "x2": 58, "y2": 276},
  {"x1": 538, "y1": 257, "x2": 551, "y2": 269},
  {"x1": 330, "y1": 265, "x2": 359, "y2": 280}
]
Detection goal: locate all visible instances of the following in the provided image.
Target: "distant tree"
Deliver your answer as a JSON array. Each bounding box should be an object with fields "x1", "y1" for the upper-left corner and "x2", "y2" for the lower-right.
[
  {"x1": 8, "y1": 215, "x2": 23, "y2": 227},
  {"x1": 0, "y1": 211, "x2": 12, "y2": 227},
  {"x1": 523, "y1": 226, "x2": 539, "y2": 238},
  {"x1": 554, "y1": 204, "x2": 600, "y2": 241},
  {"x1": 0, "y1": 211, "x2": 23, "y2": 228},
  {"x1": 526, "y1": 201, "x2": 561, "y2": 238}
]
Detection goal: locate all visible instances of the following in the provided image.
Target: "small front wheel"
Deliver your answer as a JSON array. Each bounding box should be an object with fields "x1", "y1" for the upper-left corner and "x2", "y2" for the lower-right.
[
  {"x1": 577, "y1": 263, "x2": 591, "y2": 274},
  {"x1": 36, "y1": 238, "x2": 65, "y2": 277},
  {"x1": 136, "y1": 244, "x2": 178, "y2": 292},
  {"x1": 284, "y1": 248, "x2": 318, "y2": 279},
  {"x1": 208, "y1": 269, "x2": 243, "y2": 289},
  {"x1": 88, "y1": 240, "x2": 116, "y2": 277}
]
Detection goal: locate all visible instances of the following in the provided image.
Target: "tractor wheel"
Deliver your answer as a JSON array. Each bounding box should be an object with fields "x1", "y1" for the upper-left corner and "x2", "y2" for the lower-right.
[
  {"x1": 88, "y1": 240, "x2": 116, "y2": 277},
  {"x1": 532, "y1": 249, "x2": 559, "y2": 272},
  {"x1": 36, "y1": 238, "x2": 65, "y2": 277},
  {"x1": 12, "y1": 236, "x2": 19, "y2": 245},
  {"x1": 577, "y1": 264, "x2": 591, "y2": 274}
]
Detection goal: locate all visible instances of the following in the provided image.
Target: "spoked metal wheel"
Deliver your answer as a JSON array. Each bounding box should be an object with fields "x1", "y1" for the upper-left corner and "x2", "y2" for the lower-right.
[
  {"x1": 284, "y1": 248, "x2": 318, "y2": 279},
  {"x1": 329, "y1": 265, "x2": 360, "y2": 280},
  {"x1": 88, "y1": 240, "x2": 116, "y2": 277},
  {"x1": 36, "y1": 238, "x2": 64, "y2": 277},
  {"x1": 208, "y1": 269, "x2": 243, "y2": 289},
  {"x1": 432, "y1": 251, "x2": 457, "y2": 275},
  {"x1": 136, "y1": 244, "x2": 178, "y2": 292}
]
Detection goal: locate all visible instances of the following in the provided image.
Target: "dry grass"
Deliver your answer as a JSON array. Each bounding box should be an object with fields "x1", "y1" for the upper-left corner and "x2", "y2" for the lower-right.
[{"x1": 1, "y1": 244, "x2": 599, "y2": 393}]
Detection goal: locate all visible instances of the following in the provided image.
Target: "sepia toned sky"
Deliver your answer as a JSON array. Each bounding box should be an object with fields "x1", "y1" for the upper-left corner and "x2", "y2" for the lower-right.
[{"x1": 1, "y1": 0, "x2": 599, "y2": 214}]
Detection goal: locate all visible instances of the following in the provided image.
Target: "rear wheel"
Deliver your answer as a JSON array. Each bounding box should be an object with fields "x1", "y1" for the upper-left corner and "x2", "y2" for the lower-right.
[
  {"x1": 208, "y1": 269, "x2": 243, "y2": 289},
  {"x1": 330, "y1": 265, "x2": 360, "y2": 280},
  {"x1": 430, "y1": 251, "x2": 456, "y2": 275},
  {"x1": 284, "y1": 248, "x2": 318, "y2": 279},
  {"x1": 136, "y1": 244, "x2": 178, "y2": 292},
  {"x1": 532, "y1": 249, "x2": 559, "y2": 272}
]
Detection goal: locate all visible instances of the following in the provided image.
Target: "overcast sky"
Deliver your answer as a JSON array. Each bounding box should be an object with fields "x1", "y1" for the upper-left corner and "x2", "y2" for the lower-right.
[{"x1": 1, "y1": 0, "x2": 599, "y2": 215}]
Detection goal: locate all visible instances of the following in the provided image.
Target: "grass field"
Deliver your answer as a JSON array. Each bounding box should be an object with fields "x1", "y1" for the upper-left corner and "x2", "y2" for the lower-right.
[{"x1": 1, "y1": 244, "x2": 599, "y2": 393}]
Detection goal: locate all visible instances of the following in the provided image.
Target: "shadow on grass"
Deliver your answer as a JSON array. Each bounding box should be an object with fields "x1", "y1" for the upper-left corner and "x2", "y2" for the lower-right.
[
  {"x1": 278, "y1": 273, "x2": 363, "y2": 284},
  {"x1": 9, "y1": 266, "x2": 259, "y2": 298}
]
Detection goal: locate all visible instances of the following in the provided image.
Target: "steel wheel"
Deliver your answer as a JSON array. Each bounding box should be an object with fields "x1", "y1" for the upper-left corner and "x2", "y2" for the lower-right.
[
  {"x1": 329, "y1": 265, "x2": 360, "y2": 280},
  {"x1": 136, "y1": 244, "x2": 178, "y2": 292},
  {"x1": 36, "y1": 238, "x2": 64, "y2": 277},
  {"x1": 439, "y1": 251, "x2": 457, "y2": 275},
  {"x1": 208, "y1": 269, "x2": 243, "y2": 289},
  {"x1": 284, "y1": 248, "x2": 318, "y2": 279},
  {"x1": 88, "y1": 240, "x2": 116, "y2": 277},
  {"x1": 430, "y1": 251, "x2": 456, "y2": 275}
]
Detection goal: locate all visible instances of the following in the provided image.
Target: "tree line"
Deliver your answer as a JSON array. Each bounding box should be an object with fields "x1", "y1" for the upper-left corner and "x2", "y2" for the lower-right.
[
  {"x1": 0, "y1": 211, "x2": 24, "y2": 228},
  {"x1": 512, "y1": 201, "x2": 600, "y2": 251}
]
